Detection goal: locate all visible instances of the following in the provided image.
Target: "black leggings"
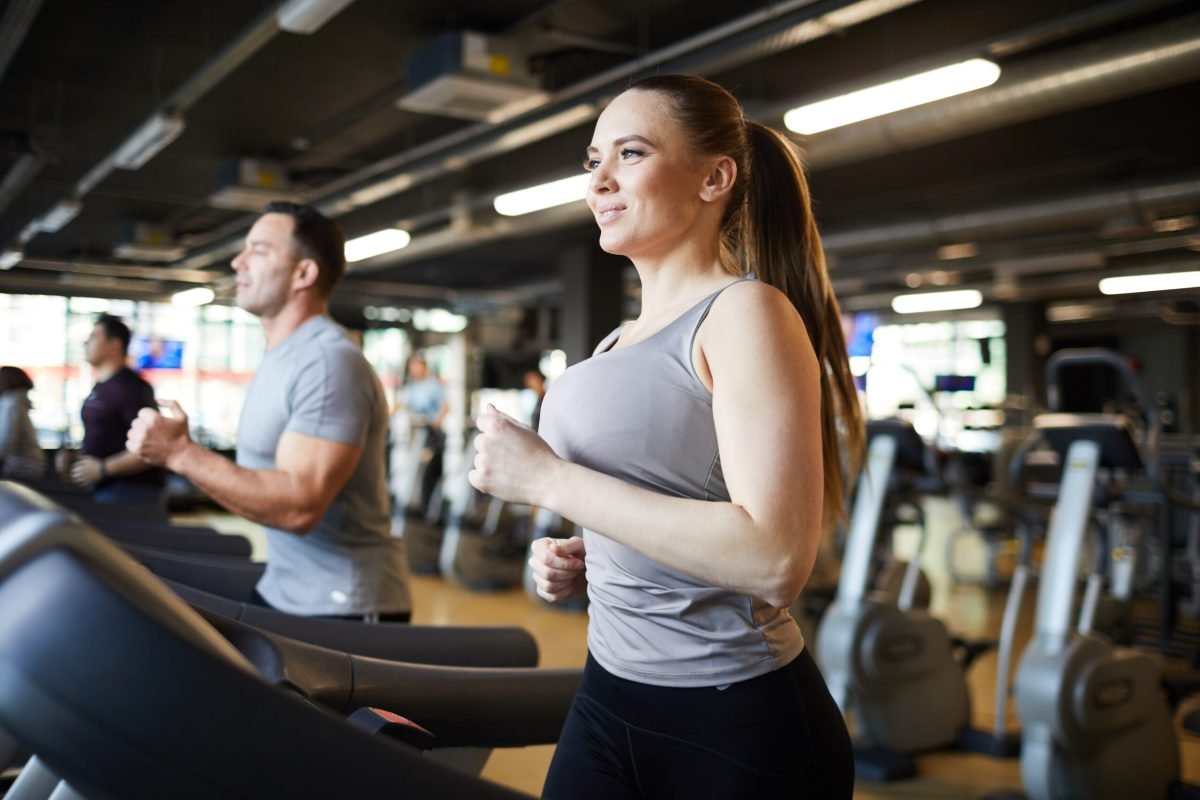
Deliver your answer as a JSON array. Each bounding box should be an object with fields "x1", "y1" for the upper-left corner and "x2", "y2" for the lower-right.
[{"x1": 544, "y1": 649, "x2": 853, "y2": 799}]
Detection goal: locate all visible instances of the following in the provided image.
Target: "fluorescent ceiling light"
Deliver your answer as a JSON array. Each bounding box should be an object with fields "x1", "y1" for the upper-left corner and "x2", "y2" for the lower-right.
[
  {"x1": 784, "y1": 58, "x2": 1001, "y2": 135},
  {"x1": 892, "y1": 289, "x2": 983, "y2": 314},
  {"x1": 345, "y1": 229, "x2": 411, "y2": 262},
  {"x1": 171, "y1": 287, "x2": 216, "y2": 306},
  {"x1": 277, "y1": 0, "x2": 356, "y2": 34},
  {"x1": 0, "y1": 248, "x2": 22, "y2": 270},
  {"x1": 38, "y1": 199, "x2": 82, "y2": 233},
  {"x1": 413, "y1": 308, "x2": 468, "y2": 333},
  {"x1": 1099, "y1": 271, "x2": 1200, "y2": 295},
  {"x1": 113, "y1": 113, "x2": 186, "y2": 170},
  {"x1": 494, "y1": 174, "x2": 589, "y2": 217}
]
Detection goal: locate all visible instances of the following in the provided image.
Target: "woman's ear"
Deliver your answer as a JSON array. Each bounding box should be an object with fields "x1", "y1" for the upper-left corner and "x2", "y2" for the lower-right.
[{"x1": 699, "y1": 155, "x2": 737, "y2": 203}]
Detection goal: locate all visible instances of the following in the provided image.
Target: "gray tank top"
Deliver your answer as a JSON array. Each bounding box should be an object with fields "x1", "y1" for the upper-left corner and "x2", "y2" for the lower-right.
[{"x1": 538, "y1": 280, "x2": 804, "y2": 687}]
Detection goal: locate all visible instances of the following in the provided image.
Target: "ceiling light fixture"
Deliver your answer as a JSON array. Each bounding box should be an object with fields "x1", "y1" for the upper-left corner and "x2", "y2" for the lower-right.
[
  {"x1": 1098, "y1": 271, "x2": 1200, "y2": 295},
  {"x1": 494, "y1": 174, "x2": 589, "y2": 217},
  {"x1": 0, "y1": 248, "x2": 22, "y2": 270},
  {"x1": 171, "y1": 287, "x2": 216, "y2": 306},
  {"x1": 276, "y1": 0, "x2": 357, "y2": 34},
  {"x1": 784, "y1": 58, "x2": 1001, "y2": 135},
  {"x1": 345, "y1": 229, "x2": 412, "y2": 262},
  {"x1": 937, "y1": 242, "x2": 977, "y2": 260},
  {"x1": 37, "y1": 199, "x2": 83, "y2": 233},
  {"x1": 891, "y1": 289, "x2": 983, "y2": 314},
  {"x1": 113, "y1": 113, "x2": 187, "y2": 170}
]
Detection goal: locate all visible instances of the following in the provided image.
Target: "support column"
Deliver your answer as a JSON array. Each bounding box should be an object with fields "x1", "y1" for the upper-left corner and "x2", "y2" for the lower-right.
[
  {"x1": 1003, "y1": 301, "x2": 1048, "y2": 410},
  {"x1": 559, "y1": 244, "x2": 625, "y2": 365}
]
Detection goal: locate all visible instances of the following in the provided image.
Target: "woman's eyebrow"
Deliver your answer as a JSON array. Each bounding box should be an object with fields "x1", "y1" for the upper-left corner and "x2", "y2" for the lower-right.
[{"x1": 585, "y1": 134, "x2": 656, "y2": 155}]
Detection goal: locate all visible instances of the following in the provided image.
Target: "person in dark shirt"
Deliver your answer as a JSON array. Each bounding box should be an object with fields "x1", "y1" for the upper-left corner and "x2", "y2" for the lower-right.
[
  {"x1": 523, "y1": 367, "x2": 547, "y2": 432},
  {"x1": 58, "y1": 314, "x2": 165, "y2": 506}
]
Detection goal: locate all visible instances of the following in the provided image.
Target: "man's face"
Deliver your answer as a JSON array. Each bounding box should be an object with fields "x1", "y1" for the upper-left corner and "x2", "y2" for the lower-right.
[
  {"x1": 230, "y1": 213, "x2": 301, "y2": 317},
  {"x1": 84, "y1": 323, "x2": 113, "y2": 367}
]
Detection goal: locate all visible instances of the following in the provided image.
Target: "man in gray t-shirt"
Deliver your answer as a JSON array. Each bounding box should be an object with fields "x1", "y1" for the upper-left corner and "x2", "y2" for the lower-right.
[{"x1": 127, "y1": 202, "x2": 410, "y2": 619}]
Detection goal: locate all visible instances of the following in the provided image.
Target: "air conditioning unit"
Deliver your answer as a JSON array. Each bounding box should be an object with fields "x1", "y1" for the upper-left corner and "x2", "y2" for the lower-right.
[
  {"x1": 396, "y1": 31, "x2": 547, "y2": 123},
  {"x1": 113, "y1": 223, "x2": 185, "y2": 262},
  {"x1": 208, "y1": 158, "x2": 298, "y2": 211}
]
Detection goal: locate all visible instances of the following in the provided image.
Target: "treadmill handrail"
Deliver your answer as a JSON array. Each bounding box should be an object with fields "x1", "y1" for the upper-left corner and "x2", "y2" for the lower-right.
[{"x1": 0, "y1": 481, "x2": 256, "y2": 673}]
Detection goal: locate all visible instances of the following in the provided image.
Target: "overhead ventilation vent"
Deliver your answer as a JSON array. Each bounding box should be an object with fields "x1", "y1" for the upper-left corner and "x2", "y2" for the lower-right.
[
  {"x1": 113, "y1": 223, "x2": 185, "y2": 262},
  {"x1": 396, "y1": 31, "x2": 547, "y2": 123},
  {"x1": 208, "y1": 158, "x2": 298, "y2": 211}
]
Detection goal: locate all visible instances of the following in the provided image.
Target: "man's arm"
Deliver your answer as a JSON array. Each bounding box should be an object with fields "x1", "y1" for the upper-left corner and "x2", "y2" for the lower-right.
[
  {"x1": 69, "y1": 449, "x2": 154, "y2": 487},
  {"x1": 128, "y1": 402, "x2": 362, "y2": 533}
]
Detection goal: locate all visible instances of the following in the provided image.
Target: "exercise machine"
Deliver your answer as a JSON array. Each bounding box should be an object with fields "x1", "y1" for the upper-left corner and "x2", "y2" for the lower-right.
[{"x1": 816, "y1": 418, "x2": 1004, "y2": 780}]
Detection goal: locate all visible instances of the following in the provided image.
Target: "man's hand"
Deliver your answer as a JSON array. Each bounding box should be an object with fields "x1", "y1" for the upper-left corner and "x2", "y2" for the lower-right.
[
  {"x1": 68, "y1": 455, "x2": 104, "y2": 487},
  {"x1": 127, "y1": 400, "x2": 193, "y2": 470}
]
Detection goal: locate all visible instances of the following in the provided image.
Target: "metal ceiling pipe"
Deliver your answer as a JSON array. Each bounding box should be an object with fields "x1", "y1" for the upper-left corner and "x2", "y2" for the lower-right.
[
  {"x1": 820, "y1": 173, "x2": 1200, "y2": 255},
  {"x1": 18, "y1": 258, "x2": 222, "y2": 284},
  {"x1": 331, "y1": 4, "x2": 1200, "y2": 275},
  {"x1": 170, "y1": 0, "x2": 920, "y2": 268},
  {"x1": 6, "y1": 2, "x2": 290, "y2": 250},
  {"x1": 74, "y1": 4, "x2": 284, "y2": 199},
  {"x1": 800, "y1": 12, "x2": 1200, "y2": 168},
  {"x1": 313, "y1": 0, "x2": 921, "y2": 217},
  {"x1": 168, "y1": 0, "x2": 914, "y2": 261},
  {"x1": 0, "y1": 0, "x2": 48, "y2": 221},
  {"x1": 0, "y1": 151, "x2": 45, "y2": 218},
  {"x1": 0, "y1": 0, "x2": 45, "y2": 82}
]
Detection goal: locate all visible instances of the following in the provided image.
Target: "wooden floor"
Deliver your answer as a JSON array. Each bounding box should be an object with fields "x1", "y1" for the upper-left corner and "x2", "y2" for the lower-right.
[{"x1": 187, "y1": 499, "x2": 1200, "y2": 799}]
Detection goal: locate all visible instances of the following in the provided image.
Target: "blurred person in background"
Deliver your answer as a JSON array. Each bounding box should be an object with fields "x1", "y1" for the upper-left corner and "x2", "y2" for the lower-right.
[
  {"x1": 58, "y1": 314, "x2": 165, "y2": 506},
  {"x1": 0, "y1": 366, "x2": 47, "y2": 480}
]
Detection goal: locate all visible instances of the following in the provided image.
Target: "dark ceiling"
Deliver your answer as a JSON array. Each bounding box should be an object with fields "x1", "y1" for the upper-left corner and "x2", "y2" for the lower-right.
[{"x1": 1, "y1": 0, "x2": 1198, "y2": 322}]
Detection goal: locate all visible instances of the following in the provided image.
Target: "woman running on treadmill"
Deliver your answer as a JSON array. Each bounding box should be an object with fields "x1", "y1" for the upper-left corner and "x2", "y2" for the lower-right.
[{"x1": 469, "y1": 74, "x2": 863, "y2": 798}]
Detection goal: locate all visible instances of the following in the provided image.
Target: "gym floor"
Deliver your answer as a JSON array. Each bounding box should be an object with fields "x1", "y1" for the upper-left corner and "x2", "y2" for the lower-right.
[{"x1": 183, "y1": 498, "x2": 1200, "y2": 798}]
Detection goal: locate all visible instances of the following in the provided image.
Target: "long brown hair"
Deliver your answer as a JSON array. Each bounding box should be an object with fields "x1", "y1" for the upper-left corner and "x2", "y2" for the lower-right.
[{"x1": 628, "y1": 74, "x2": 865, "y2": 526}]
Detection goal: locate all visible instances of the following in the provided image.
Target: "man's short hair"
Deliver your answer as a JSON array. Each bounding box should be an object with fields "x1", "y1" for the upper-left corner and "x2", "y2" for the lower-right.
[
  {"x1": 264, "y1": 201, "x2": 346, "y2": 297},
  {"x1": 95, "y1": 314, "x2": 132, "y2": 354}
]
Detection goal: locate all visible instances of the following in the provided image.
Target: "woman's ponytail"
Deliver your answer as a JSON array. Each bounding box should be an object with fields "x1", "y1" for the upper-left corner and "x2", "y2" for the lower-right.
[{"x1": 740, "y1": 121, "x2": 864, "y2": 527}]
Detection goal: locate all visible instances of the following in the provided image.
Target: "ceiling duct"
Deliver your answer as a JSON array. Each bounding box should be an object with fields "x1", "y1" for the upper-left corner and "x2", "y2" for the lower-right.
[
  {"x1": 113, "y1": 223, "x2": 187, "y2": 263},
  {"x1": 208, "y1": 158, "x2": 299, "y2": 212},
  {"x1": 396, "y1": 31, "x2": 547, "y2": 123}
]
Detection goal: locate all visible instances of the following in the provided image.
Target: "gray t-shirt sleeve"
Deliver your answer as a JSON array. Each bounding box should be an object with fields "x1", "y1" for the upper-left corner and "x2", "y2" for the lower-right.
[{"x1": 285, "y1": 348, "x2": 373, "y2": 446}]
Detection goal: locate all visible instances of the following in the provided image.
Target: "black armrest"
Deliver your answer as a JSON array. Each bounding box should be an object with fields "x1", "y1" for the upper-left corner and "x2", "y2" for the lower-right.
[
  {"x1": 168, "y1": 578, "x2": 540, "y2": 667},
  {"x1": 195, "y1": 608, "x2": 580, "y2": 749},
  {"x1": 122, "y1": 543, "x2": 264, "y2": 602},
  {"x1": 95, "y1": 521, "x2": 253, "y2": 558}
]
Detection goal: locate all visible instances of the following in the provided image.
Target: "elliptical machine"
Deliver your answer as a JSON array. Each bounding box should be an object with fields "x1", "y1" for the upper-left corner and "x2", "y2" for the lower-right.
[
  {"x1": 816, "y1": 418, "x2": 985, "y2": 779},
  {"x1": 1005, "y1": 349, "x2": 1187, "y2": 800}
]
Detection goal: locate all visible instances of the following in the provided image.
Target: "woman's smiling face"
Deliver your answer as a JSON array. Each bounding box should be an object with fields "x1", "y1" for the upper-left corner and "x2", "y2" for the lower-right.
[{"x1": 585, "y1": 90, "x2": 713, "y2": 261}]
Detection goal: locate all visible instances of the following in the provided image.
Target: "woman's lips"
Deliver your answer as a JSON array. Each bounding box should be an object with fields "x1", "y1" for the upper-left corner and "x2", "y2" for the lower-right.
[{"x1": 594, "y1": 203, "x2": 626, "y2": 224}]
